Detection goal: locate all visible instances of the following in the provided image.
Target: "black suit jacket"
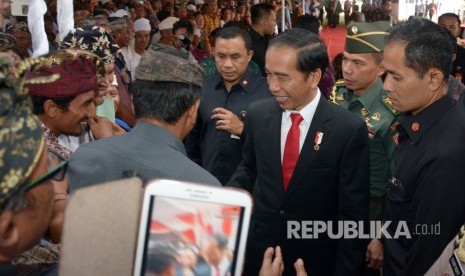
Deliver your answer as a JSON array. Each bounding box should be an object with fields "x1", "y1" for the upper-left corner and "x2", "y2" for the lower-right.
[{"x1": 228, "y1": 97, "x2": 370, "y2": 276}]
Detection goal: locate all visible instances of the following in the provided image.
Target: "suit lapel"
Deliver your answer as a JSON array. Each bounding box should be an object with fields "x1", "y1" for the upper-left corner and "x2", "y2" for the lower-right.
[
  {"x1": 284, "y1": 97, "x2": 333, "y2": 200},
  {"x1": 266, "y1": 108, "x2": 284, "y2": 190}
]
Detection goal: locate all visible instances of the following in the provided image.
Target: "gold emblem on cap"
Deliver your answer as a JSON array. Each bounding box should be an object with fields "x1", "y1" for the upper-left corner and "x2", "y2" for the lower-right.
[{"x1": 352, "y1": 26, "x2": 358, "y2": 35}]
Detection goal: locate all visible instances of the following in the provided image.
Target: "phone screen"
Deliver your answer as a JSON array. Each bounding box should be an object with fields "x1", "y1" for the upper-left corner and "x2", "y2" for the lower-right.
[{"x1": 140, "y1": 196, "x2": 245, "y2": 276}]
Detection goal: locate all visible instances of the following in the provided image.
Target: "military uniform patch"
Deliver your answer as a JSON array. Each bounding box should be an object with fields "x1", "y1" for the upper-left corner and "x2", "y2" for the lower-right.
[{"x1": 382, "y1": 96, "x2": 399, "y2": 115}]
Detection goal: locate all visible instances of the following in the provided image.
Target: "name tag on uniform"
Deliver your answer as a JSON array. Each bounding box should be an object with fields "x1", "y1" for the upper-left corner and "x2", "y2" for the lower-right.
[{"x1": 450, "y1": 252, "x2": 465, "y2": 276}]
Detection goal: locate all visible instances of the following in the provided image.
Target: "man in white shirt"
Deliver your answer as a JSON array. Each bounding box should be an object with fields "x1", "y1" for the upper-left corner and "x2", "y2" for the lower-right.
[{"x1": 228, "y1": 28, "x2": 370, "y2": 276}]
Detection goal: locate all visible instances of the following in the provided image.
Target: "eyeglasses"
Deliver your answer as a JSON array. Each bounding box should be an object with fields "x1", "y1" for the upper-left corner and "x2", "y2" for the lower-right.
[{"x1": 24, "y1": 161, "x2": 69, "y2": 191}]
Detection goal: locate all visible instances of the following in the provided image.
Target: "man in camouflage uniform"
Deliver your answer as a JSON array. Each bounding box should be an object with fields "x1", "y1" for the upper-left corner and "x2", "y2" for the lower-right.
[{"x1": 333, "y1": 21, "x2": 399, "y2": 273}]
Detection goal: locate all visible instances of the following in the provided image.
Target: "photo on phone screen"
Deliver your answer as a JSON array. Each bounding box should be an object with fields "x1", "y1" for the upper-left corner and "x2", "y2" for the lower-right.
[{"x1": 133, "y1": 180, "x2": 252, "y2": 276}]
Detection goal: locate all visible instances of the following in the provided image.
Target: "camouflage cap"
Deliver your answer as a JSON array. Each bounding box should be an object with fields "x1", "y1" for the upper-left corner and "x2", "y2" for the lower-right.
[
  {"x1": 0, "y1": 56, "x2": 44, "y2": 207},
  {"x1": 136, "y1": 45, "x2": 204, "y2": 87},
  {"x1": 345, "y1": 21, "x2": 390, "y2": 53}
]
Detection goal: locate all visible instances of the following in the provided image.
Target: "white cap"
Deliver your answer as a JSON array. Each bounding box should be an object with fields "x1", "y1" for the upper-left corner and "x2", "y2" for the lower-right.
[
  {"x1": 195, "y1": 0, "x2": 204, "y2": 5},
  {"x1": 158, "y1": 17, "x2": 179, "y2": 30},
  {"x1": 101, "y1": 0, "x2": 112, "y2": 5},
  {"x1": 109, "y1": 9, "x2": 130, "y2": 18},
  {"x1": 187, "y1": 4, "x2": 197, "y2": 11},
  {"x1": 134, "y1": 18, "x2": 151, "y2": 32}
]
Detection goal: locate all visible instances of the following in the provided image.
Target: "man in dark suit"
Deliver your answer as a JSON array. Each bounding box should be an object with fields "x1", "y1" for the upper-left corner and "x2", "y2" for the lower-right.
[{"x1": 228, "y1": 29, "x2": 370, "y2": 276}]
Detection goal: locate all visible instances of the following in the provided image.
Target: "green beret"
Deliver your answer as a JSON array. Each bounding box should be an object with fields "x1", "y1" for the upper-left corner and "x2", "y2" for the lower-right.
[
  {"x1": 0, "y1": 56, "x2": 43, "y2": 207},
  {"x1": 345, "y1": 21, "x2": 390, "y2": 53}
]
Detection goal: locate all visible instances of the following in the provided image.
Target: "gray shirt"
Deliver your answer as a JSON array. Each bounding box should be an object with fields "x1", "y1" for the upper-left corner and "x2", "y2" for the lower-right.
[{"x1": 68, "y1": 122, "x2": 221, "y2": 192}]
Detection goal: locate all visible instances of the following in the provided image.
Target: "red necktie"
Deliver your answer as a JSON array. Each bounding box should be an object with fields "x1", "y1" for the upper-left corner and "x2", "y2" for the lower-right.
[{"x1": 282, "y1": 113, "x2": 303, "y2": 191}]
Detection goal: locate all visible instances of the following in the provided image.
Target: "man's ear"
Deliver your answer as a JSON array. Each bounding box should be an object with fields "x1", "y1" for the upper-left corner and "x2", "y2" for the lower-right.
[
  {"x1": 0, "y1": 211, "x2": 20, "y2": 260},
  {"x1": 188, "y1": 100, "x2": 201, "y2": 119},
  {"x1": 427, "y1": 68, "x2": 445, "y2": 92},
  {"x1": 376, "y1": 64, "x2": 385, "y2": 77},
  {"x1": 43, "y1": 99, "x2": 58, "y2": 119},
  {"x1": 308, "y1": 68, "x2": 322, "y2": 88},
  {"x1": 247, "y1": 49, "x2": 254, "y2": 62}
]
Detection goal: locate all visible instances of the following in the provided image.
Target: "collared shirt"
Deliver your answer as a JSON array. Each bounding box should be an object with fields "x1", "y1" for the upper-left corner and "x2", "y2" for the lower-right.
[
  {"x1": 384, "y1": 93, "x2": 465, "y2": 275},
  {"x1": 69, "y1": 122, "x2": 220, "y2": 191},
  {"x1": 248, "y1": 27, "x2": 271, "y2": 76},
  {"x1": 185, "y1": 67, "x2": 271, "y2": 184},
  {"x1": 335, "y1": 79, "x2": 399, "y2": 197},
  {"x1": 43, "y1": 124, "x2": 73, "y2": 160},
  {"x1": 202, "y1": 12, "x2": 220, "y2": 37},
  {"x1": 280, "y1": 90, "x2": 321, "y2": 162}
]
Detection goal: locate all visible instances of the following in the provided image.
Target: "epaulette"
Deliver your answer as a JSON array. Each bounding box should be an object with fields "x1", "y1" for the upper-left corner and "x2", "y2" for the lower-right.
[
  {"x1": 381, "y1": 94, "x2": 400, "y2": 115},
  {"x1": 330, "y1": 79, "x2": 346, "y2": 103}
]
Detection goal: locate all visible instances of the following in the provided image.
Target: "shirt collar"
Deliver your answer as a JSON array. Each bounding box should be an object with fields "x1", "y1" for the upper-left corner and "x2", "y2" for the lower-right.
[
  {"x1": 283, "y1": 89, "x2": 321, "y2": 124},
  {"x1": 356, "y1": 79, "x2": 384, "y2": 112},
  {"x1": 213, "y1": 66, "x2": 258, "y2": 94},
  {"x1": 399, "y1": 93, "x2": 455, "y2": 144},
  {"x1": 132, "y1": 122, "x2": 187, "y2": 156},
  {"x1": 345, "y1": 78, "x2": 383, "y2": 113}
]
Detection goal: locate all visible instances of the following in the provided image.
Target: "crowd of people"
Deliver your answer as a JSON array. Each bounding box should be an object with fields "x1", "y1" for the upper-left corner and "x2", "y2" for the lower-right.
[{"x1": 2, "y1": 0, "x2": 465, "y2": 275}]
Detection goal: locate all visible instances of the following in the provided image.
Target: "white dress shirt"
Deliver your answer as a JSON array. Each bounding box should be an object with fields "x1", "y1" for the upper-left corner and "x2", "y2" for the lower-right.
[{"x1": 280, "y1": 89, "x2": 321, "y2": 163}]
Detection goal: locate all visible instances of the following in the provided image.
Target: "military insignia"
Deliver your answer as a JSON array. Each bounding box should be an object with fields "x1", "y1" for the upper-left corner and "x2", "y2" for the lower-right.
[
  {"x1": 393, "y1": 133, "x2": 399, "y2": 146},
  {"x1": 371, "y1": 113, "x2": 380, "y2": 122},
  {"x1": 365, "y1": 118, "x2": 373, "y2": 128},
  {"x1": 361, "y1": 108, "x2": 369, "y2": 117},
  {"x1": 314, "y1": 131, "x2": 323, "y2": 151},
  {"x1": 351, "y1": 26, "x2": 358, "y2": 35},
  {"x1": 367, "y1": 129, "x2": 375, "y2": 139},
  {"x1": 390, "y1": 122, "x2": 399, "y2": 131},
  {"x1": 411, "y1": 122, "x2": 420, "y2": 132},
  {"x1": 382, "y1": 96, "x2": 399, "y2": 114},
  {"x1": 240, "y1": 111, "x2": 247, "y2": 121}
]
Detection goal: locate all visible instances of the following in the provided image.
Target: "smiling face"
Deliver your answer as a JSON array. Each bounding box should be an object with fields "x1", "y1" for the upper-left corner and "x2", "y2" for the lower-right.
[
  {"x1": 342, "y1": 51, "x2": 384, "y2": 96},
  {"x1": 265, "y1": 45, "x2": 319, "y2": 111},
  {"x1": 214, "y1": 36, "x2": 253, "y2": 89},
  {"x1": 382, "y1": 42, "x2": 436, "y2": 115},
  {"x1": 53, "y1": 90, "x2": 97, "y2": 135}
]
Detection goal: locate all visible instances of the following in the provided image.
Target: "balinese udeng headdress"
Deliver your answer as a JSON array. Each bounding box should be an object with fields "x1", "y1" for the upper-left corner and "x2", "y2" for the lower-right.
[
  {"x1": 24, "y1": 49, "x2": 104, "y2": 98},
  {"x1": 0, "y1": 49, "x2": 104, "y2": 208}
]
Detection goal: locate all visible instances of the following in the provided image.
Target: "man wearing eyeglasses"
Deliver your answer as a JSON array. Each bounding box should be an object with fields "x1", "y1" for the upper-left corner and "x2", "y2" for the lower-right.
[{"x1": 0, "y1": 61, "x2": 66, "y2": 275}]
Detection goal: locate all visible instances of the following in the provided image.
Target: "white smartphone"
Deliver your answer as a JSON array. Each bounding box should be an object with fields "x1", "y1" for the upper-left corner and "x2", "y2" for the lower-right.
[
  {"x1": 11, "y1": 0, "x2": 28, "y2": 17},
  {"x1": 133, "y1": 179, "x2": 252, "y2": 276}
]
